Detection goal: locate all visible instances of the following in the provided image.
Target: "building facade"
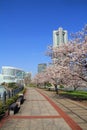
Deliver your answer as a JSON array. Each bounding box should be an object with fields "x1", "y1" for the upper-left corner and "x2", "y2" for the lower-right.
[
  {"x1": 38, "y1": 64, "x2": 47, "y2": 73},
  {"x1": 53, "y1": 27, "x2": 68, "y2": 47},
  {"x1": 0, "y1": 66, "x2": 25, "y2": 85}
]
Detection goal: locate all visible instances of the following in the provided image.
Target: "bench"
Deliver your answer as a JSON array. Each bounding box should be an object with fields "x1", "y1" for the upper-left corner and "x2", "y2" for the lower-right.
[
  {"x1": 10, "y1": 102, "x2": 19, "y2": 114},
  {"x1": 16, "y1": 95, "x2": 24, "y2": 104}
]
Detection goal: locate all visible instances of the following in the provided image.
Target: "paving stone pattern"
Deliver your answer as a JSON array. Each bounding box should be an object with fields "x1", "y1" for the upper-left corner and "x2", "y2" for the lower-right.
[
  {"x1": 0, "y1": 88, "x2": 82, "y2": 130},
  {"x1": 41, "y1": 89, "x2": 87, "y2": 130}
]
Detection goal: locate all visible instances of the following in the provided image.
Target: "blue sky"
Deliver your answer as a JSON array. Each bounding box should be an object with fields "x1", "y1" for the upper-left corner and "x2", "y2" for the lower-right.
[{"x1": 0, "y1": 0, "x2": 87, "y2": 76}]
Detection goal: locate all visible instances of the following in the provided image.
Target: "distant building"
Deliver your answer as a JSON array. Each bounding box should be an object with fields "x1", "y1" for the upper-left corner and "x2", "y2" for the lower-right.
[
  {"x1": 38, "y1": 64, "x2": 47, "y2": 73},
  {"x1": 25, "y1": 72, "x2": 31, "y2": 78},
  {"x1": 53, "y1": 27, "x2": 68, "y2": 47},
  {"x1": 0, "y1": 66, "x2": 25, "y2": 85},
  {"x1": 24, "y1": 72, "x2": 31, "y2": 86}
]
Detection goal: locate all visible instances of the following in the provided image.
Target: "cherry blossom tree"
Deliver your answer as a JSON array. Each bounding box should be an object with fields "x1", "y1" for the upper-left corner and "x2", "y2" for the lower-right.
[
  {"x1": 32, "y1": 72, "x2": 49, "y2": 88},
  {"x1": 70, "y1": 24, "x2": 87, "y2": 43},
  {"x1": 46, "y1": 24, "x2": 87, "y2": 90},
  {"x1": 33, "y1": 25, "x2": 87, "y2": 91}
]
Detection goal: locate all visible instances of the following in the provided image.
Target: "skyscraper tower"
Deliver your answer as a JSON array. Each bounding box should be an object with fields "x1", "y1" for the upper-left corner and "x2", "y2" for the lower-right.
[
  {"x1": 38, "y1": 63, "x2": 47, "y2": 73},
  {"x1": 53, "y1": 27, "x2": 68, "y2": 47}
]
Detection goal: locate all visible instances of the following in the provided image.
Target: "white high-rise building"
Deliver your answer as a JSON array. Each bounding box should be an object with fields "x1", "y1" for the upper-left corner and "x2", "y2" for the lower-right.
[{"x1": 53, "y1": 27, "x2": 68, "y2": 47}]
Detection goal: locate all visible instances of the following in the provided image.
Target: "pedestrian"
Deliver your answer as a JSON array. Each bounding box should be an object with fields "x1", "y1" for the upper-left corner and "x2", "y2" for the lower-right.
[{"x1": 54, "y1": 84, "x2": 58, "y2": 94}]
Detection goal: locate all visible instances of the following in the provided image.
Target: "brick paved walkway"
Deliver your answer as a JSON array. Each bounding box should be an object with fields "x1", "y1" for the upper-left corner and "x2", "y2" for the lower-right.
[
  {"x1": 40, "y1": 88, "x2": 87, "y2": 130},
  {"x1": 0, "y1": 88, "x2": 82, "y2": 130}
]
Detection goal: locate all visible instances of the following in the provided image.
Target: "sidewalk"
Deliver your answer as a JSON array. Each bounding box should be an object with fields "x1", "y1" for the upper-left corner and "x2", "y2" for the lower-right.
[
  {"x1": 0, "y1": 88, "x2": 82, "y2": 130},
  {"x1": 40, "y1": 88, "x2": 87, "y2": 130}
]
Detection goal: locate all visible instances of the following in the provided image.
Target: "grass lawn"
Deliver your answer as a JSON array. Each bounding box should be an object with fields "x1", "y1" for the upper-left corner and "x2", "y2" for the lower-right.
[{"x1": 59, "y1": 90, "x2": 87, "y2": 100}]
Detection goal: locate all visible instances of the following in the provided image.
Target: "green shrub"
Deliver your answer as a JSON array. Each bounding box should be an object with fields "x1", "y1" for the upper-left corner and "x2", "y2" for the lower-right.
[
  {"x1": 12, "y1": 95, "x2": 19, "y2": 102},
  {"x1": 59, "y1": 84, "x2": 64, "y2": 88},
  {"x1": 29, "y1": 83, "x2": 36, "y2": 87},
  {"x1": 6, "y1": 98, "x2": 15, "y2": 107},
  {"x1": 0, "y1": 102, "x2": 6, "y2": 115},
  {"x1": 19, "y1": 87, "x2": 26, "y2": 94},
  {"x1": 6, "y1": 87, "x2": 26, "y2": 107},
  {"x1": 45, "y1": 82, "x2": 52, "y2": 87},
  {"x1": 7, "y1": 82, "x2": 19, "y2": 89}
]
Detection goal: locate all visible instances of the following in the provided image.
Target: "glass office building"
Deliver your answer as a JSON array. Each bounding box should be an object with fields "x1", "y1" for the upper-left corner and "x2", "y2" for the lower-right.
[
  {"x1": 0, "y1": 66, "x2": 25, "y2": 84},
  {"x1": 38, "y1": 64, "x2": 47, "y2": 73}
]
